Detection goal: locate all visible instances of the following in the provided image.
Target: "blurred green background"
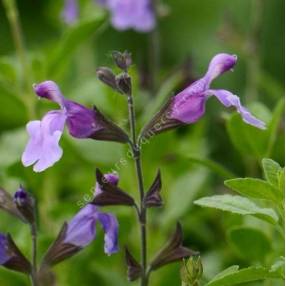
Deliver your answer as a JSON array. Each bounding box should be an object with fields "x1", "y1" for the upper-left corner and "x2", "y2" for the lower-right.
[{"x1": 0, "y1": 0, "x2": 284, "y2": 285}]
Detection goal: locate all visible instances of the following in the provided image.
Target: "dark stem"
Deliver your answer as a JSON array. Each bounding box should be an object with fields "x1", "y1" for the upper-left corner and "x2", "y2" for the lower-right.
[
  {"x1": 30, "y1": 223, "x2": 38, "y2": 286},
  {"x1": 127, "y1": 92, "x2": 148, "y2": 286}
]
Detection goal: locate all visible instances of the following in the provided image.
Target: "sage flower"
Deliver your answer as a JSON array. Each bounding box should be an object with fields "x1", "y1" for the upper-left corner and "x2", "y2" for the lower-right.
[
  {"x1": 62, "y1": 0, "x2": 155, "y2": 32},
  {"x1": 141, "y1": 53, "x2": 266, "y2": 137},
  {"x1": 65, "y1": 203, "x2": 119, "y2": 254},
  {"x1": 170, "y1": 53, "x2": 266, "y2": 128},
  {"x1": 100, "y1": 0, "x2": 155, "y2": 32},
  {"x1": 21, "y1": 81, "x2": 128, "y2": 172}
]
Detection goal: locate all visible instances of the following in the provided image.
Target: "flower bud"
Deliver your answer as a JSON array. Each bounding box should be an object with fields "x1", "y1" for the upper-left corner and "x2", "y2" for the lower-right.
[
  {"x1": 144, "y1": 170, "x2": 163, "y2": 208},
  {"x1": 116, "y1": 73, "x2": 132, "y2": 95},
  {"x1": 180, "y1": 256, "x2": 203, "y2": 286},
  {"x1": 14, "y1": 186, "x2": 35, "y2": 225},
  {"x1": 0, "y1": 188, "x2": 24, "y2": 221},
  {"x1": 112, "y1": 51, "x2": 132, "y2": 71},
  {"x1": 92, "y1": 169, "x2": 135, "y2": 206},
  {"x1": 125, "y1": 247, "x2": 142, "y2": 281},
  {"x1": 0, "y1": 233, "x2": 31, "y2": 274},
  {"x1": 96, "y1": 67, "x2": 118, "y2": 90},
  {"x1": 150, "y1": 223, "x2": 198, "y2": 271}
]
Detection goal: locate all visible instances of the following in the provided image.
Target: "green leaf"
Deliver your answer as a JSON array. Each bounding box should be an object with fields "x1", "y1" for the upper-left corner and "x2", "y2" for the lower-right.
[
  {"x1": 270, "y1": 257, "x2": 285, "y2": 279},
  {"x1": 0, "y1": 128, "x2": 27, "y2": 169},
  {"x1": 188, "y1": 156, "x2": 236, "y2": 179},
  {"x1": 164, "y1": 169, "x2": 207, "y2": 224},
  {"x1": 207, "y1": 266, "x2": 281, "y2": 286},
  {"x1": 225, "y1": 178, "x2": 278, "y2": 202},
  {"x1": 194, "y1": 195, "x2": 279, "y2": 224},
  {"x1": 278, "y1": 168, "x2": 285, "y2": 195},
  {"x1": 262, "y1": 158, "x2": 282, "y2": 188},
  {"x1": 227, "y1": 227, "x2": 271, "y2": 262},
  {"x1": 266, "y1": 98, "x2": 284, "y2": 157},
  {"x1": 47, "y1": 15, "x2": 105, "y2": 78}
]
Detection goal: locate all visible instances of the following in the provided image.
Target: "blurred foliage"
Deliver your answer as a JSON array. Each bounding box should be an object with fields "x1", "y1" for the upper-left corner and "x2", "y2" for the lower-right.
[{"x1": 0, "y1": 0, "x2": 284, "y2": 285}]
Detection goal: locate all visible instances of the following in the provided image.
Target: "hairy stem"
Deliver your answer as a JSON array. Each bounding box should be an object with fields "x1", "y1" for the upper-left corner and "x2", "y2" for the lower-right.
[
  {"x1": 127, "y1": 92, "x2": 148, "y2": 286},
  {"x1": 30, "y1": 223, "x2": 38, "y2": 286}
]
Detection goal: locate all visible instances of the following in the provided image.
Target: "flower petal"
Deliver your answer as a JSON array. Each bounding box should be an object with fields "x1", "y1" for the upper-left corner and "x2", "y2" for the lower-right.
[
  {"x1": 207, "y1": 89, "x2": 266, "y2": 129},
  {"x1": 21, "y1": 121, "x2": 42, "y2": 167},
  {"x1": 33, "y1": 81, "x2": 65, "y2": 107},
  {"x1": 97, "y1": 212, "x2": 119, "y2": 255},
  {"x1": 65, "y1": 204, "x2": 97, "y2": 247},
  {"x1": 0, "y1": 234, "x2": 9, "y2": 265},
  {"x1": 64, "y1": 101, "x2": 103, "y2": 138},
  {"x1": 171, "y1": 92, "x2": 206, "y2": 124},
  {"x1": 94, "y1": 173, "x2": 119, "y2": 196},
  {"x1": 107, "y1": 0, "x2": 155, "y2": 32},
  {"x1": 205, "y1": 53, "x2": 237, "y2": 85},
  {"x1": 22, "y1": 111, "x2": 67, "y2": 172},
  {"x1": 62, "y1": 0, "x2": 79, "y2": 24}
]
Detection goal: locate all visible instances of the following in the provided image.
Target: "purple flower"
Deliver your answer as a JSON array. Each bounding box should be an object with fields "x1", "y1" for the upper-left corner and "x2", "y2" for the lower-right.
[
  {"x1": 64, "y1": 204, "x2": 119, "y2": 254},
  {"x1": 95, "y1": 172, "x2": 119, "y2": 196},
  {"x1": 0, "y1": 234, "x2": 31, "y2": 273},
  {"x1": 0, "y1": 234, "x2": 10, "y2": 265},
  {"x1": 21, "y1": 81, "x2": 127, "y2": 172},
  {"x1": 65, "y1": 183, "x2": 119, "y2": 254},
  {"x1": 61, "y1": 0, "x2": 155, "y2": 32},
  {"x1": 170, "y1": 53, "x2": 266, "y2": 129},
  {"x1": 13, "y1": 186, "x2": 29, "y2": 207},
  {"x1": 102, "y1": 0, "x2": 155, "y2": 32},
  {"x1": 62, "y1": 0, "x2": 79, "y2": 24}
]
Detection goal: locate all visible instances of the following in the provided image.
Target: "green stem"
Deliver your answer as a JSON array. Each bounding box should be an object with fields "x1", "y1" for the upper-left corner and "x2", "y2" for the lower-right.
[
  {"x1": 3, "y1": 0, "x2": 35, "y2": 118},
  {"x1": 30, "y1": 223, "x2": 38, "y2": 286},
  {"x1": 127, "y1": 92, "x2": 148, "y2": 286}
]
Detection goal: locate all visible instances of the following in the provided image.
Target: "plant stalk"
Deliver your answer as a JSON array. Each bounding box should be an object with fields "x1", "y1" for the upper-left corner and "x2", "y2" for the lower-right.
[
  {"x1": 127, "y1": 91, "x2": 148, "y2": 286},
  {"x1": 2, "y1": 0, "x2": 35, "y2": 118},
  {"x1": 30, "y1": 223, "x2": 38, "y2": 286}
]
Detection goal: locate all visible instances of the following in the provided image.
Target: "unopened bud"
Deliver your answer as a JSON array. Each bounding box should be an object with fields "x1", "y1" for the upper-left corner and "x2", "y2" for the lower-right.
[
  {"x1": 96, "y1": 67, "x2": 117, "y2": 90},
  {"x1": 112, "y1": 51, "x2": 132, "y2": 71},
  {"x1": 14, "y1": 186, "x2": 35, "y2": 225},
  {"x1": 116, "y1": 73, "x2": 132, "y2": 95}
]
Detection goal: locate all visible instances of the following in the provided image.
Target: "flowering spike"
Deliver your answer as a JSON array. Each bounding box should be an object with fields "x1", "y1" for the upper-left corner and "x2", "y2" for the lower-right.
[
  {"x1": 0, "y1": 234, "x2": 31, "y2": 274},
  {"x1": 125, "y1": 247, "x2": 142, "y2": 281},
  {"x1": 144, "y1": 170, "x2": 163, "y2": 208},
  {"x1": 92, "y1": 169, "x2": 135, "y2": 206},
  {"x1": 149, "y1": 223, "x2": 198, "y2": 271},
  {"x1": 13, "y1": 186, "x2": 36, "y2": 225},
  {"x1": 140, "y1": 53, "x2": 266, "y2": 139}
]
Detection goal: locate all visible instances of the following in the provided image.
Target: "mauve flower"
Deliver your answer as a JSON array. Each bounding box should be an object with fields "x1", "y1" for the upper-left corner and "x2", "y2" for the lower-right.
[
  {"x1": 141, "y1": 53, "x2": 266, "y2": 138},
  {"x1": 22, "y1": 81, "x2": 127, "y2": 172},
  {"x1": 0, "y1": 234, "x2": 10, "y2": 265},
  {"x1": 64, "y1": 174, "x2": 119, "y2": 254},
  {"x1": 62, "y1": 0, "x2": 79, "y2": 24},
  {"x1": 101, "y1": 0, "x2": 155, "y2": 32},
  {"x1": 61, "y1": 0, "x2": 155, "y2": 32},
  {"x1": 0, "y1": 234, "x2": 31, "y2": 273},
  {"x1": 170, "y1": 53, "x2": 266, "y2": 129}
]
